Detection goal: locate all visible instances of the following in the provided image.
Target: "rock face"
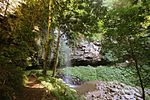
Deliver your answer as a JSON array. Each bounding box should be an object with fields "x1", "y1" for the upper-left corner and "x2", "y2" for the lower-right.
[
  {"x1": 71, "y1": 41, "x2": 107, "y2": 66},
  {"x1": 0, "y1": 0, "x2": 23, "y2": 16}
]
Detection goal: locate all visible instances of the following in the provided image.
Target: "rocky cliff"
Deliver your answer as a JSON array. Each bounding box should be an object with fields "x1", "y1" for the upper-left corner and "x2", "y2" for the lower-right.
[{"x1": 71, "y1": 41, "x2": 107, "y2": 66}]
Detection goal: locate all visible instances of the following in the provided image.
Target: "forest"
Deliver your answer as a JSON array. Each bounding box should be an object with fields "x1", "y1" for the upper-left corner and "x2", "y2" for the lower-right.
[{"x1": 0, "y1": 0, "x2": 150, "y2": 100}]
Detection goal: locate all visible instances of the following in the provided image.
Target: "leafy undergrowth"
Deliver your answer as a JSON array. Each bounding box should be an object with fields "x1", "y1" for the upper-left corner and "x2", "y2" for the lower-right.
[
  {"x1": 39, "y1": 77, "x2": 78, "y2": 100},
  {"x1": 24, "y1": 70, "x2": 84, "y2": 100},
  {"x1": 61, "y1": 66, "x2": 137, "y2": 86}
]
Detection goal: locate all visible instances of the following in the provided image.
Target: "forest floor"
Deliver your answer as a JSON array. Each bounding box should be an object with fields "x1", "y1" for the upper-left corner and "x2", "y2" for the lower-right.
[
  {"x1": 15, "y1": 76, "x2": 99, "y2": 100},
  {"x1": 15, "y1": 75, "x2": 102, "y2": 100},
  {"x1": 15, "y1": 74, "x2": 150, "y2": 100},
  {"x1": 15, "y1": 75, "x2": 56, "y2": 100}
]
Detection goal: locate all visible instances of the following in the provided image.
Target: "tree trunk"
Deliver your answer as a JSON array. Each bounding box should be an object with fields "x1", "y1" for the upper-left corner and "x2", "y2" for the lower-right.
[
  {"x1": 134, "y1": 60, "x2": 145, "y2": 100},
  {"x1": 52, "y1": 23, "x2": 61, "y2": 77},
  {"x1": 43, "y1": 0, "x2": 53, "y2": 75},
  {"x1": 129, "y1": 39, "x2": 145, "y2": 100}
]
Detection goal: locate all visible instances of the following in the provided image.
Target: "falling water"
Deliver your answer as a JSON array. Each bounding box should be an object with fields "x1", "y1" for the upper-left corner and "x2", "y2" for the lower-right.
[{"x1": 60, "y1": 34, "x2": 77, "y2": 88}]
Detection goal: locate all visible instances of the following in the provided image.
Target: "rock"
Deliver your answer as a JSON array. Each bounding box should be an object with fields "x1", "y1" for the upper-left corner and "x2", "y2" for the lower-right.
[
  {"x1": 134, "y1": 92, "x2": 141, "y2": 97},
  {"x1": 124, "y1": 89, "x2": 132, "y2": 95},
  {"x1": 83, "y1": 81, "x2": 146, "y2": 100},
  {"x1": 109, "y1": 88, "x2": 119, "y2": 92},
  {"x1": 145, "y1": 89, "x2": 150, "y2": 95},
  {"x1": 124, "y1": 94, "x2": 134, "y2": 99},
  {"x1": 136, "y1": 97, "x2": 143, "y2": 100},
  {"x1": 71, "y1": 41, "x2": 109, "y2": 66},
  {"x1": 132, "y1": 87, "x2": 140, "y2": 93},
  {"x1": 55, "y1": 73, "x2": 84, "y2": 85},
  {"x1": 120, "y1": 95, "x2": 126, "y2": 100}
]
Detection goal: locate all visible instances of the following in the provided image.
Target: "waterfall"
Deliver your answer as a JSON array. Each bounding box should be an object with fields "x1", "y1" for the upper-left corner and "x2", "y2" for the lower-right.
[
  {"x1": 59, "y1": 34, "x2": 77, "y2": 88},
  {"x1": 60, "y1": 34, "x2": 72, "y2": 67}
]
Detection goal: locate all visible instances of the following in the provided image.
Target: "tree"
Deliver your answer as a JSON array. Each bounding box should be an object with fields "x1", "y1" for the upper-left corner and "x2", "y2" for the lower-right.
[
  {"x1": 102, "y1": 3, "x2": 150, "y2": 100},
  {"x1": 42, "y1": 0, "x2": 53, "y2": 75},
  {"x1": 50, "y1": 0, "x2": 67, "y2": 77},
  {"x1": 52, "y1": 23, "x2": 61, "y2": 77},
  {"x1": 51, "y1": 0, "x2": 107, "y2": 76},
  {"x1": 60, "y1": 0, "x2": 107, "y2": 45}
]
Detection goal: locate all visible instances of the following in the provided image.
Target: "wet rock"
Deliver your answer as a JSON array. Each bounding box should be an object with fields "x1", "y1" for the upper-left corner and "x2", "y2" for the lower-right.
[{"x1": 55, "y1": 73, "x2": 84, "y2": 85}]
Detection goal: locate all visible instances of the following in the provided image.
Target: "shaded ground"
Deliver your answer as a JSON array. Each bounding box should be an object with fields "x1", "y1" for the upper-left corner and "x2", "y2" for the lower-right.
[
  {"x1": 16, "y1": 87, "x2": 46, "y2": 100},
  {"x1": 15, "y1": 75, "x2": 56, "y2": 100}
]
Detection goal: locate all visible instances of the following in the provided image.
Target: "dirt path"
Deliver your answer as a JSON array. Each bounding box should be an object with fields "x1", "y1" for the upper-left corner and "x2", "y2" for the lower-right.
[
  {"x1": 16, "y1": 87, "x2": 46, "y2": 100},
  {"x1": 15, "y1": 75, "x2": 56, "y2": 100}
]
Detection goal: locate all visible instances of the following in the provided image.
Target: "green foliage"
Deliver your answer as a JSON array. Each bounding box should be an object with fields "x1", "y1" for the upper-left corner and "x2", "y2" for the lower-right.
[
  {"x1": 39, "y1": 77, "x2": 78, "y2": 100},
  {"x1": 139, "y1": 65, "x2": 150, "y2": 88},
  {"x1": 60, "y1": 0, "x2": 107, "y2": 44},
  {"x1": 102, "y1": 2, "x2": 150, "y2": 63},
  {"x1": 102, "y1": 2, "x2": 150, "y2": 91},
  {"x1": 146, "y1": 94, "x2": 150, "y2": 100},
  {"x1": 61, "y1": 66, "x2": 138, "y2": 86},
  {"x1": 62, "y1": 66, "x2": 97, "y2": 81},
  {"x1": 104, "y1": 50, "x2": 118, "y2": 61},
  {"x1": 24, "y1": 70, "x2": 79, "y2": 100},
  {"x1": 96, "y1": 66, "x2": 136, "y2": 85}
]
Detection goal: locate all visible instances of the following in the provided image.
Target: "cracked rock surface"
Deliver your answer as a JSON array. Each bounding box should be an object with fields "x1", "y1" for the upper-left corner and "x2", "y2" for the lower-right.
[{"x1": 76, "y1": 81, "x2": 150, "y2": 100}]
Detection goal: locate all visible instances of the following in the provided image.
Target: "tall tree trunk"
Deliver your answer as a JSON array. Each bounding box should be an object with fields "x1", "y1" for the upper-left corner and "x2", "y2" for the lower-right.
[
  {"x1": 134, "y1": 59, "x2": 145, "y2": 100},
  {"x1": 43, "y1": 0, "x2": 53, "y2": 75},
  {"x1": 52, "y1": 23, "x2": 61, "y2": 77},
  {"x1": 129, "y1": 39, "x2": 145, "y2": 100}
]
